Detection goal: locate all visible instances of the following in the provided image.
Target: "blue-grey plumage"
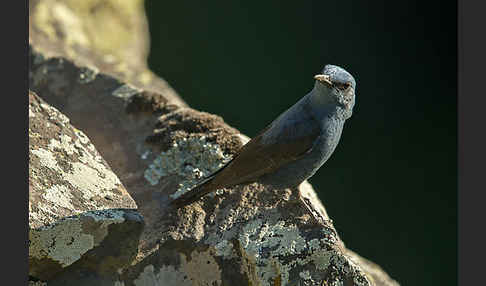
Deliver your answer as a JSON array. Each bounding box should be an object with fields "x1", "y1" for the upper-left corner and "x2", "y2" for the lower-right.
[{"x1": 171, "y1": 64, "x2": 356, "y2": 208}]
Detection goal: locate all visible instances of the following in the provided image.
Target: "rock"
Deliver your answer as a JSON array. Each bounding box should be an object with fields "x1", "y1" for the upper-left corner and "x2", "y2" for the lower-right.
[
  {"x1": 28, "y1": 1, "x2": 399, "y2": 285},
  {"x1": 29, "y1": 91, "x2": 144, "y2": 281},
  {"x1": 29, "y1": 0, "x2": 186, "y2": 107},
  {"x1": 29, "y1": 281, "x2": 47, "y2": 286},
  {"x1": 343, "y1": 250, "x2": 400, "y2": 286}
]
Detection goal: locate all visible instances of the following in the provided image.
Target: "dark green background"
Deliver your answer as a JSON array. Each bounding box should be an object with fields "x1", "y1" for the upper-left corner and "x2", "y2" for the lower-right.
[{"x1": 145, "y1": 1, "x2": 456, "y2": 285}]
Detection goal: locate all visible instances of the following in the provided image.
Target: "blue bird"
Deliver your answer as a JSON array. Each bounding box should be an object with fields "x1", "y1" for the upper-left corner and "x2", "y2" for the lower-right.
[{"x1": 171, "y1": 64, "x2": 356, "y2": 208}]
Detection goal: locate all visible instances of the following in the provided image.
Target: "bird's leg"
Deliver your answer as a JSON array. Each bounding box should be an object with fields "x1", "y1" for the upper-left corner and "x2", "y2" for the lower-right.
[{"x1": 293, "y1": 187, "x2": 329, "y2": 226}]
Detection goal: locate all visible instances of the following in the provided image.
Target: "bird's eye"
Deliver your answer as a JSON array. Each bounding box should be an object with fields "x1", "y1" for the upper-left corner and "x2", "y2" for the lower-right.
[{"x1": 334, "y1": 82, "x2": 350, "y2": 91}]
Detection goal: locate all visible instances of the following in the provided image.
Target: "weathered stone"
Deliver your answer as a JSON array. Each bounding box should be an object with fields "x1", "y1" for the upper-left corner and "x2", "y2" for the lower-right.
[
  {"x1": 29, "y1": 0, "x2": 185, "y2": 107},
  {"x1": 343, "y1": 250, "x2": 400, "y2": 286},
  {"x1": 28, "y1": 1, "x2": 399, "y2": 285},
  {"x1": 29, "y1": 91, "x2": 144, "y2": 280},
  {"x1": 29, "y1": 280, "x2": 47, "y2": 286},
  {"x1": 117, "y1": 131, "x2": 383, "y2": 286}
]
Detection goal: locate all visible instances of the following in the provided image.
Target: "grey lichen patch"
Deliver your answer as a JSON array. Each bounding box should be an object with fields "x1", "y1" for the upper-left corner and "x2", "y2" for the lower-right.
[
  {"x1": 133, "y1": 248, "x2": 223, "y2": 286},
  {"x1": 29, "y1": 281, "x2": 47, "y2": 286},
  {"x1": 29, "y1": 209, "x2": 130, "y2": 270},
  {"x1": 42, "y1": 184, "x2": 75, "y2": 211},
  {"x1": 179, "y1": 249, "x2": 222, "y2": 285},
  {"x1": 239, "y1": 218, "x2": 306, "y2": 284},
  {"x1": 328, "y1": 254, "x2": 370, "y2": 286},
  {"x1": 64, "y1": 160, "x2": 121, "y2": 202},
  {"x1": 29, "y1": 217, "x2": 94, "y2": 267},
  {"x1": 144, "y1": 136, "x2": 231, "y2": 198},
  {"x1": 31, "y1": 148, "x2": 62, "y2": 173},
  {"x1": 29, "y1": 93, "x2": 136, "y2": 230},
  {"x1": 213, "y1": 239, "x2": 235, "y2": 258},
  {"x1": 30, "y1": 128, "x2": 129, "y2": 227},
  {"x1": 48, "y1": 134, "x2": 77, "y2": 155},
  {"x1": 133, "y1": 264, "x2": 191, "y2": 286},
  {"x1": 235, "y1": 217, "x2": 367, "y2": 286},
  {"x1": 309, "y1": 245, "x2": 333, "y2": 270}
]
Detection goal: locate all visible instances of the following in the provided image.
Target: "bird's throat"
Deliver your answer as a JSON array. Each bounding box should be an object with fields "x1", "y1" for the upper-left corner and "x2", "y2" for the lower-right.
[{"x1": 308, "y1": 86, "x2": 352, "y2": 121}]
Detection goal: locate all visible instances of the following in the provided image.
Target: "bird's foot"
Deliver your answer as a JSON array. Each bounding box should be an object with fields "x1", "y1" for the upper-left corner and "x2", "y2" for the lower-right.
[{"x1": 294, "y1": 188, "x2": 331, "y2": 226}]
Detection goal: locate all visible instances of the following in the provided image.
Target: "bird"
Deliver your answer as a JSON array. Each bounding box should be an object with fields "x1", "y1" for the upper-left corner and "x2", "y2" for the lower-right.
[{"x1": 171, "y1": 64, "x2": 356, "y2": 209}]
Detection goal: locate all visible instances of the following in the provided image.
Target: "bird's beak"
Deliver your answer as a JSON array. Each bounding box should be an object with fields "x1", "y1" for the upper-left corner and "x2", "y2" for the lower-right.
[{"x1": 314, "y1": 74, "x2": 333, "y2": 87}]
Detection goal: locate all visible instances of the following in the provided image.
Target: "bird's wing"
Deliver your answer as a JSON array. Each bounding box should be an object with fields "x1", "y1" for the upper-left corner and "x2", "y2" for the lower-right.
[{"x1": 210, "y1": 114, "x2": 321, "y2": 189}]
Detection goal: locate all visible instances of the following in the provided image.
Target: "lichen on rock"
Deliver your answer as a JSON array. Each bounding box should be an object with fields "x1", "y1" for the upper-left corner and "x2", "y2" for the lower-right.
[
  {"x1": 29, "y1": 91, "x2": 137, "y2": 229},
  {"x1": 29, "y1": 91, "x2": 144, "y2": 281},
  {"x1": 144, "y1": 135, "x2": 232, "y2": 199},
  {"x1": 28, "y1": 0, "x2": 400, "y2": 284}
]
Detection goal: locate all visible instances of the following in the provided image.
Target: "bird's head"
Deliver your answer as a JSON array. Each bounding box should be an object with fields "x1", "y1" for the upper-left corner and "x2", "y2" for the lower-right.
[{"x1": 311, "y1": 64, "x2": 356, "y2": 119}]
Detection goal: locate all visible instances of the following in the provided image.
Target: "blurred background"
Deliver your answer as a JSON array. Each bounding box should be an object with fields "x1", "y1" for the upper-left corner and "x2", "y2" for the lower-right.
[{"x1": 145, "y1": 1, "x2": 456, "y2": 285}]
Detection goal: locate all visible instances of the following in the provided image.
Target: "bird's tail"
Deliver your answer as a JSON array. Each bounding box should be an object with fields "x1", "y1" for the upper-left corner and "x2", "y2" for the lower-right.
[{"x1": 170, "y1": 175, "x2": 218, "y2": 208}]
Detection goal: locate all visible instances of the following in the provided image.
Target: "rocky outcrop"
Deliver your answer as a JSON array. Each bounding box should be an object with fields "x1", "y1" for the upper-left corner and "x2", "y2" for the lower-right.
[
  {"x1": 29, "y1": 91, "x2": 144, "y2": 281},
  {"x1": 28, "y1": 1, "x2": 399, "y2": 285},
  {"x1": 29, "y1": 0, "x2": 185, "y2": 107}
]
